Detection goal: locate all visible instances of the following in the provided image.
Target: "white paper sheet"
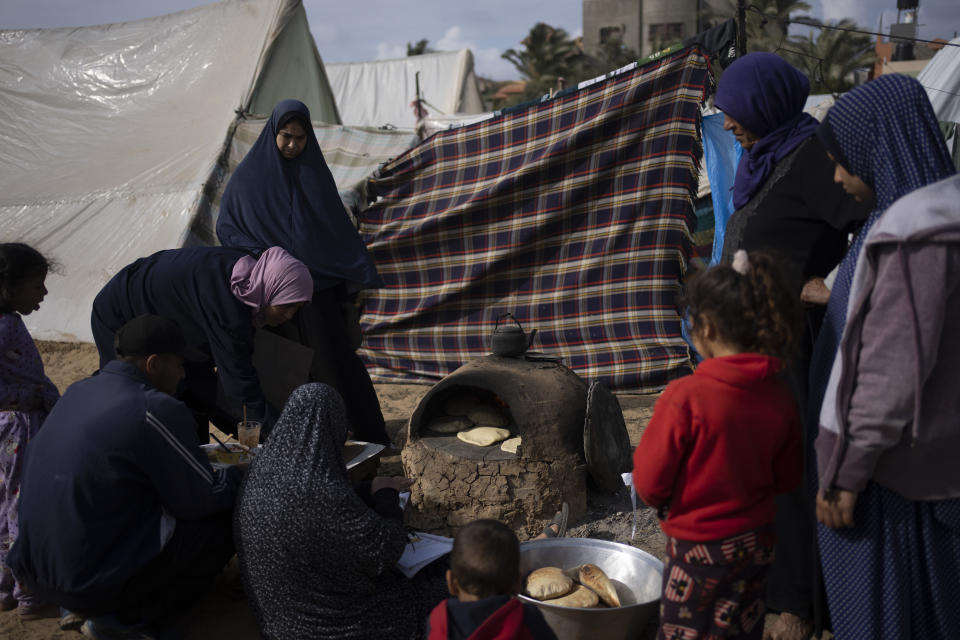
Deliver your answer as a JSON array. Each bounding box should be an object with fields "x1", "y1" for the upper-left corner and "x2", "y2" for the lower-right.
[{"x1": 396, "y1": 532, "x2": 453, "y2": 578}]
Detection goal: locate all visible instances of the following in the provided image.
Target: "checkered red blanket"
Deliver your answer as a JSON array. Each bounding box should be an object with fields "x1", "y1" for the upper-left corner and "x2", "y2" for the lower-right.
[{"x1": 358, "y1": 46, "x2": 710, "y2": 392}]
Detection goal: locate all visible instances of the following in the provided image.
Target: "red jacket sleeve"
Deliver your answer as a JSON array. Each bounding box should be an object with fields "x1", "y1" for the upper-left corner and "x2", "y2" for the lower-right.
[{"x1": 631, "y1": 383, "x2": 691, "y2": 510}]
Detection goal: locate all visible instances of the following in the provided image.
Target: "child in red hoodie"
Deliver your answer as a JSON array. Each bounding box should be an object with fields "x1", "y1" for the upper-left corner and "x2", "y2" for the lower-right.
[
  {"x1": 425, "y1": 519, "x2": 556, "y2": 640},
  {"x1": 633, "y1": 250, "x2": 803, "y2": 640}
]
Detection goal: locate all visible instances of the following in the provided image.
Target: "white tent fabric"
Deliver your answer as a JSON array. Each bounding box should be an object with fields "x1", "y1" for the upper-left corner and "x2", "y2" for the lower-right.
[
  {"x1": 918, "y1": 37, "x2": 960, "y2": 124},
  {"x1": 326, "y1": 50, "x2": 485, "y2": 128},
  {"x1": 217, "y1": 118, "x2": 419, "y2": 221},
  {"x1": 0, "y1": 0, "x2": 339, "y2": 342}
]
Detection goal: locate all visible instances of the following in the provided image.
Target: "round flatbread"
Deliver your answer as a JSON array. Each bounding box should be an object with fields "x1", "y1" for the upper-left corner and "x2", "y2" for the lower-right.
[
  {"x1": 525, "y1": 567, "x2": 573, "y2": 600},
  {"x1": 467, "y1": 404, "x2": 508, "y2": 427},
  {"x1": 579, "y1": 563, "x2": 620, "y2": 607},
  {"x1": 543, "y1": 584, "x2": 600, "y2": 608},
  {"x1": 500, "y1": 436, "x2": 521, "y2": 454},
  {"x1": 427, "y1": 416, "x2": 473, "y2": 434},
  {"x1": 456, "y1": 427, "x2": 510, "y2": 447}
]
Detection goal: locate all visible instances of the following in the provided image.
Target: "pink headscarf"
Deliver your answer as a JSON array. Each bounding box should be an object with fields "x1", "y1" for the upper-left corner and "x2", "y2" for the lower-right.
[{"x1": 230, "y1": 247, "x2": 313, "y2": 312}]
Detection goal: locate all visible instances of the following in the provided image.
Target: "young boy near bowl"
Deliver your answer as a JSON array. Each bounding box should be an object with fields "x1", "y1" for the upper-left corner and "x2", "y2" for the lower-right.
[{"x1": 425, "y1": 520, "x2": 557, "y2": 640}]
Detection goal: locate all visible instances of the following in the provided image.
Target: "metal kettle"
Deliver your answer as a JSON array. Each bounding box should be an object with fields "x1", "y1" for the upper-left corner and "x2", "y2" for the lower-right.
[{"x1": 490, "y1": 313, "x2": 537, "y2": 357}]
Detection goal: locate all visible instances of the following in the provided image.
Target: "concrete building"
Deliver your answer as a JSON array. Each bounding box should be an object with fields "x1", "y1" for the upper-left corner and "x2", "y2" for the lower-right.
[{"x1": 583, "y1": 0, "x2": 704, "y2": 59}]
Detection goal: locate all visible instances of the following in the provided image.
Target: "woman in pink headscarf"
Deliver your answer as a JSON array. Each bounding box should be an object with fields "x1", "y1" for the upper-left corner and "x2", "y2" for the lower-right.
[{"x1": 91, "y1": 246, "x2": 313, "y2": 438}]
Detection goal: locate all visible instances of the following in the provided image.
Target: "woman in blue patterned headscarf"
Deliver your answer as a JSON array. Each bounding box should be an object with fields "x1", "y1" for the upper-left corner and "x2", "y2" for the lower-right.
[{"x1": 810, "y1": 73, "x2": 957, "y2": 639}]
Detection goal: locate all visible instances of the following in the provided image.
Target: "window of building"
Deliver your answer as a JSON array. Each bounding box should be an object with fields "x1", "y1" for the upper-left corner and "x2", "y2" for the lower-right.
[
  {"x1": 600, "y1": 25, "x2": 623, "y2": 44},
  {"x1": 648, "y1": 23, "x2": 684, "y2": 46}
]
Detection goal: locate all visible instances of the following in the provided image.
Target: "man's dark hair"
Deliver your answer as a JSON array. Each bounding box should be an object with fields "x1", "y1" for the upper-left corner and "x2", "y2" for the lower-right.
[{"x1": 450, "y1": 519, "x2": 519, "y2": 598}]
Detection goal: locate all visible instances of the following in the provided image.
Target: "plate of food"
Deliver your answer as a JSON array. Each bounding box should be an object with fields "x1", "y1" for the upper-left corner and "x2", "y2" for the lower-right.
[
  {"x1": 201, "y1": 442, "x2": 261, "y2": 468},
  {"x1": 343, "y1": 440, "x2": 385, "y2": 470}
]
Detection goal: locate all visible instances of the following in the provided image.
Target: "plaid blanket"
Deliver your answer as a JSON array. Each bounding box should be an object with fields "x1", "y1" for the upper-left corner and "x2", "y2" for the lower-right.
[{"x1": 358, "y1": 46, "x2": 710, "y2": 392}]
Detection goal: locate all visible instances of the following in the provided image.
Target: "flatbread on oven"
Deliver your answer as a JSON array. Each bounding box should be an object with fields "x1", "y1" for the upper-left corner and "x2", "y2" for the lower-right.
[
  {"x1": 427, "y1": 416, "x2": 473, "y2": 434},
  {"x1": 524, "y1": 567, "x2": 573, "y2": 600},
  {"x1": 500, "y1": 436, "x2": 521, "y2": 454},
  {"x1": 467, "y1": 404, "x2": 508, "y2": 427},
  {"x1": 456, "y1": 426, "x2": 510, "y2": 447}
]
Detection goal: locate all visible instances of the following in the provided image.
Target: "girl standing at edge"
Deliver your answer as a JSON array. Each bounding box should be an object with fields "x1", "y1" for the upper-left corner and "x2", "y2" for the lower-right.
[
  {"x1": 0, "y1": 243, "x2": 59, "y2": 618},
  {"x1": 633, "y1": 251, "x2": 802, "y2": 640}
]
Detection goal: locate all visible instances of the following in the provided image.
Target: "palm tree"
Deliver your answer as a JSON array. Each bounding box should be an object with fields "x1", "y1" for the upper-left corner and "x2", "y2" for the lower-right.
[
  {"x1": 502, "y1": 23, "x2": 584, "y2": 100},
  {"x1": 783, "y1": 20, "x2": 874, "y2": 94},
  {"x1": 407, "y1": 39, "x2": 431, "y2": 56},
  {"x1": 701, "y1": 0, "x2": 812, "y2": 53}
]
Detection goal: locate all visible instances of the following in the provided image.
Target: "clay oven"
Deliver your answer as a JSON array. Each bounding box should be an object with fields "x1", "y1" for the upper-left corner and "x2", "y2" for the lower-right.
[{"x1": 401, "y1": 355, "x2": 590, "y2": 538}]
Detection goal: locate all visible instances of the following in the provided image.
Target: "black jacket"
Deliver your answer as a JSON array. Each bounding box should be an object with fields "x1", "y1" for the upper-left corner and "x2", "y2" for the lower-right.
[{"x1": 8, "y1": 360, "x2": 241, "y2": 610}]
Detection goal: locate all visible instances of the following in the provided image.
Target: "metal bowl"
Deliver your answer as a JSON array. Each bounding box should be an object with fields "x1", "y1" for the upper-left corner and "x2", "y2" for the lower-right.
[{"x1": 518, "y1": 538, "x2": 662, "y2": 640}]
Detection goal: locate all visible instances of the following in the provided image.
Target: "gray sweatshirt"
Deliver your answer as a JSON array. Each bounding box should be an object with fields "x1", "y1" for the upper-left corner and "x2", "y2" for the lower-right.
[{"x1": 817, "y1": 173, "x2": 960, "y2": 501}]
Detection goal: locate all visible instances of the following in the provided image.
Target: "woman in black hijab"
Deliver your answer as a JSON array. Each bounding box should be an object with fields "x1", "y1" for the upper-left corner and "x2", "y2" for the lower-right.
[
  {"x1": 218, "y1": 99, "x2": 388, "y2": 444},
  {"x1": 235, "y1": 383, "x2": 447, "y2": 639}
]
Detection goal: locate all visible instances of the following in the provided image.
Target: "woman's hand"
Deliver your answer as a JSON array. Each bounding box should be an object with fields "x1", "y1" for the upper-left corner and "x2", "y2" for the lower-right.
[
  {"x1": 371, "y1": 476, "x2": 414, "y2": 493},
  {"x1": 801, "y1": 277, "x2": 831, "y2": 306},
  {"x1": 816, "y1": 488, "x2": 858, "y2": 528}
]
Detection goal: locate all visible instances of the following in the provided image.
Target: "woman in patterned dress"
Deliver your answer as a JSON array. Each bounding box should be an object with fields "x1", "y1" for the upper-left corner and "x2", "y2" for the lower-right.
[
  {"x1": 811, "y1": 74, "x2": 960, "y2": 640},
  {"x1": 235, "y1": 383, "x2": 447, "y2": 639},
  {"x1": 0, "y1": 243, "x2": 59, "y2": 617}
]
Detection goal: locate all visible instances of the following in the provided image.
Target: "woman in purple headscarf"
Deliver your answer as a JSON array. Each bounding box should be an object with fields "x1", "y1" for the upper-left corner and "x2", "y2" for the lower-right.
[
  {"x1": 217, "y1": 99, "x2": 388, "y2": 444},
  {"x1": 714, "y1": 53, "x2": 869, "y2": 640},
  {"x1": 91, "y1": 246, "x2": 313, "y2": 437}
]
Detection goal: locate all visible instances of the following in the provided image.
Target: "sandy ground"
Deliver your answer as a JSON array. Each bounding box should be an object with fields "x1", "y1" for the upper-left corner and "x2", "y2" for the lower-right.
[{"x1": 2, "y1": 341, "x2": 665, "y2": 639}]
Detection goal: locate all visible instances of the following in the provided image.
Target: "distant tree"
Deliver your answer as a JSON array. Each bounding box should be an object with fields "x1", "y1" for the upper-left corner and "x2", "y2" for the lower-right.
[
  {"x1": 502, "y1": 23, "x2": 584, "y2": 101},
  {"x1": 407, "y1": 39, "x2": 432, "y2": 56},
  {"x1": 594, "y1": 39, "x2": 640, "y2": 71},
  {"x1": 783, "y1": 19, "x2": 874, "y2": 93}
]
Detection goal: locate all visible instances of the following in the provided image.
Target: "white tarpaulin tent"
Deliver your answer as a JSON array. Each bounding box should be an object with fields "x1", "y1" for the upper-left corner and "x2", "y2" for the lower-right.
[
  {"x1": 0, "y1": 0, "x2": 339, "y2": 342},
  {"x1": 918, "y1": 37, "x2": 960, "y2": 167},
  {"x1": 918, "y1": 37, "x2": 960, "y2": 123},
  {"x1": 217, "y1": 118, "x2": 419, "y2": 221},
  {"x1": 326, "y1": 50, "x2": 485, "y2": 128}
]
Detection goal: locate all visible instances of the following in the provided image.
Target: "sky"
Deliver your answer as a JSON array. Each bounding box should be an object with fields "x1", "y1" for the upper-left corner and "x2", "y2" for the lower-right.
[{"x1": 1, "y1": 0, "x2": 958, "y2": 81}]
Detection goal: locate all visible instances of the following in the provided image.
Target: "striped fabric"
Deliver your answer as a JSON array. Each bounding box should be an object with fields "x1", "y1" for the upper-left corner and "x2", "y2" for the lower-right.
[{"x1": 358, "y1": 46, "x2": 710, "y2": 392}]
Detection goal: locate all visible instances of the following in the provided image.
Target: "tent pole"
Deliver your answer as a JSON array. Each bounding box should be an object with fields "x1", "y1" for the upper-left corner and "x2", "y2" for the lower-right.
[{"x1": 737, "y1": 0, "x2": 747, "y2": 57}]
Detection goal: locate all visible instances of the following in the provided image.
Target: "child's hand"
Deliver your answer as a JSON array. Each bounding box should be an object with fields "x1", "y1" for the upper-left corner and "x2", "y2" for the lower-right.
[{"x1": 815, "y1": 488, "x2": 857, "y2": 528}]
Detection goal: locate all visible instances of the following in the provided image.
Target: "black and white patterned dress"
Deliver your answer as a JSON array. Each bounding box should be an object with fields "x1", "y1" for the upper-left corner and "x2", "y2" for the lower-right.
[{"x1": 235, "y1": 383, "x2": 447, "y2": 639}]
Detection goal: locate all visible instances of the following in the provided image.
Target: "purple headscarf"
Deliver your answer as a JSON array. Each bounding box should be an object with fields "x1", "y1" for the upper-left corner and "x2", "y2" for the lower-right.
[
  {"x1": 715, "y1": 53, "x2": 820, "y2": 209},
  {"x1": 230, "y1": 247, "x2": 313, "y2": 312}
]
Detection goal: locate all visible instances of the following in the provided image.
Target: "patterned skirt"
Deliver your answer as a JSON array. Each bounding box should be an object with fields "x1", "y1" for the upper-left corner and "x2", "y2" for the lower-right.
[
  {"x1": 818, "y1": 481, "x2": 960, "y2": 640},
  {"x1": 658, "y1": 525, "x2": 775, "y2": 640}
]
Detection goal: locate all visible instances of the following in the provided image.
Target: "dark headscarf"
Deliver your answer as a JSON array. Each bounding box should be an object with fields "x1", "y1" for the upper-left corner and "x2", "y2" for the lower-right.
[
  {"x1": 715, "y1": 52, "x2": 820, "y2": 208},
  {"x1": 217, "y1": 99, "x2": 383, "y2": 291},
  {"x1": 236, "y1": 383, "x2": 444, "y2": 639},
  {"x1": 808, "y1": 74, "x2": 956, "y2": 439}
]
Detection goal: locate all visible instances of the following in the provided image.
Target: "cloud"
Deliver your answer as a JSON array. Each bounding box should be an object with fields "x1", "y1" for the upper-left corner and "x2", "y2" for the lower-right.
[
  {"x1": 436, "y1": 25, "x2": 467, "y2": 50},
  {"x1": 435, "y1": 25, "x2": 519, "y2": 80},
  {"x1": 820, "y1": 0, "x2": 869, "y2": 24},
  {"x1": 473, "y1": 47, "x2": 519, "y2": 81},
  {"x1": 375, "y1": 42, "x2": 407, "y2": 60}
]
